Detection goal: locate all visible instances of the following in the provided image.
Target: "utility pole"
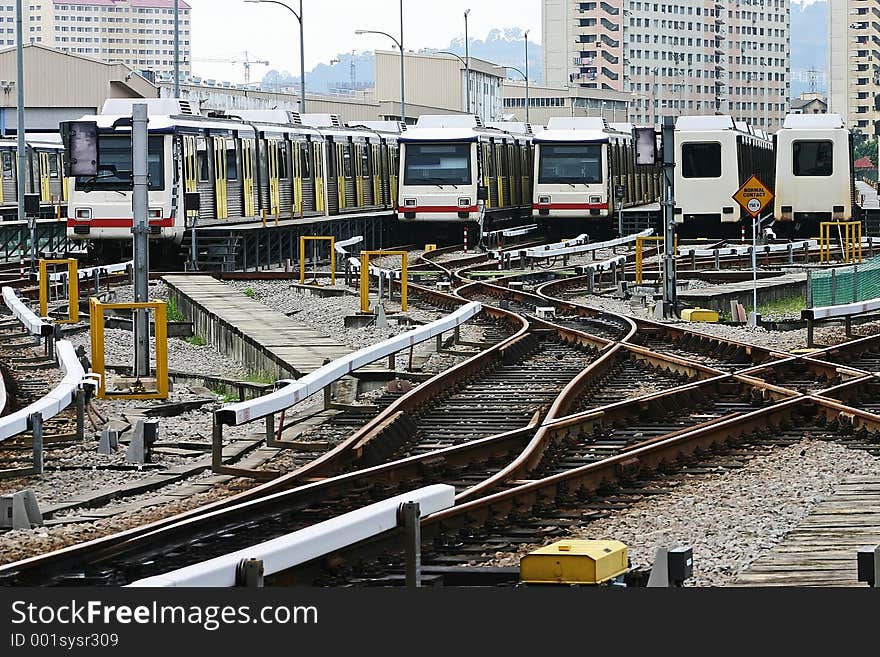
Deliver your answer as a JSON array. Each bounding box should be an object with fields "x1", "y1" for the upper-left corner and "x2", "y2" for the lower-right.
[
  {"x1": 524, "y1": 30, "x2": 530, "y2": 125},
  {"x1": 173, "y1": 0, "x2": 180, "y2": 97},
  {"x1": 399, "y1": 0, "x2": 405, "y2": 123},
  {"x1": 661, "y1": 115, "x2": 677, "y2": 318},
  {"x1": 132, "y1": 104, "x2": 150, "y2": 378},
  {"x1": 464, "y1": 9, "x2": 471, "y2": 115}
]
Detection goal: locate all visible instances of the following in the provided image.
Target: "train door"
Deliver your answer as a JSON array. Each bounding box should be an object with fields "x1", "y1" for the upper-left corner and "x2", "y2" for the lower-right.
[
  {"x1": 314, "y1": 141, "x2": 326, "y2": 214},
  {"x1": 182, "y1": 136, "x2": 198, "y2": 226},
  {"x1": 335, "y1": 142, "x2": 346, "y2": 211},
  {"x1": 267, "y1": 140, "x2": 281, "y2": 216},
  {"x1": 213, "y1": 138, "x2": 228, "y2": 220},
  {"x1": 495, "y1": 142, "x2": 505, "y2": 207},
  {"x1": 389, "y1": 144, "x2": 398, "y2": 207},
  {"x1": 241, "y1": 138, "x2": 257, "y2": 218},
  {"x1": 291, "y1": 141, "x2": 303, "y2": 216},
  {"x1": 39, "y1": 152, "x2": 51, "y2": 202},
  {"x1": 372, "y1": 143, "x2": 381, "y2": 206}
]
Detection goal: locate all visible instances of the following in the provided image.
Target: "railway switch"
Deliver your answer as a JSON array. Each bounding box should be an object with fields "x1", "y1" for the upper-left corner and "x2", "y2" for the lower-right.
[{"x1": 519, "y1": 540, "x2": 628, "y2": 586}]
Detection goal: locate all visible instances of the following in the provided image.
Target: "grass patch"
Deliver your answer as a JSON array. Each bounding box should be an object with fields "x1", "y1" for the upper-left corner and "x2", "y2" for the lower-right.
[
  {"x1": 759, "y1": 294, "x2": 806, "y2": 317},
  {"x1": 244, "y1": 371, "x2": 276, "y2": 385},
  {"x1": 243, "y1": 287, "x2": 256, "y2": 299},
  {"x1": 209, "y1": 387, "x2": 240, "y2": 403},
  {"x1": 186, "y1": 335, "x2": 207, "y2": 346},
  {"x1": 167, "y1": 296, "x2": 185, "y2": 322}
]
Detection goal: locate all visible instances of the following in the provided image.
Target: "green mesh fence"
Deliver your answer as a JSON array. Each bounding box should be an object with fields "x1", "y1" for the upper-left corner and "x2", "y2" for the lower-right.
[{"x1": 809, "y1": 256, "x2": 880, "y2": 307}]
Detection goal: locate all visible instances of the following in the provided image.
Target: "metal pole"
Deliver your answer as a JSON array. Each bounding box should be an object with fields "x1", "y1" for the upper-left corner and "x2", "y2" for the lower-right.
[
  {"x1": 750, "y1": 213, "x2": 758, "y2": 326},
  {"x1": 132, "y1": 104, "x2": 150, "y2": 378},
  {"x1": 661, "y1": 116, "x2": 677, "y2": 317},
  {"x1": 525, "y1": 31, "x2": 530, "y2": 125},
  {"x1": 15, "y1": 0, "x2": 29, "y2": 272},
  {"x1": 299, "y1": 0, "x2": 306, "y2": 113},
  {"x1": 399, "y1": 0, "x2": 405, "y2": 123},
  {"x1": 173, "y1": 0, "x2": 180, "y2": 97},
  {"x1": 464, "y1": 9, "x2": 470, "y2": 114},
  {"x1": 398, "y1": 501, "x2": 421, "y2": 587}
]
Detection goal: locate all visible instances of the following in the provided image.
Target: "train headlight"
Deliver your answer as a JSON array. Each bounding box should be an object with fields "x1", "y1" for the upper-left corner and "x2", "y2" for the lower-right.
[
  {"x1": 149, "y1": 209, "x2": 163, "y2": 219},
  {"x1": 538, "y1": 196, "x2": 551, "y2": 205},
  {"x1": 458, "y1": 197, "x2": 471, "y2": 207},
  {"x1": 75, "y1": 208, "x2": 91, "y2": 220},
  {"x1": 404, "y1": 198, "x2": 417, "y2": 207},
  {"x1": 590, "y1": 196, "x2": 601, "y2": 204}
]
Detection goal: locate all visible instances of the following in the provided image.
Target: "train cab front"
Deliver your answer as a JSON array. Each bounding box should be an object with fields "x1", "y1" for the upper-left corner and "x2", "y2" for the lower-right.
[
  {"x1": 532, "y1": 141, "x2": 608, "y2": 224},
  {"x1": 66, "y1": 133, "x2": 180, "y2": 243},
  {"x1": 396, "y1": 139, "x2": 481, "y2": 223}
]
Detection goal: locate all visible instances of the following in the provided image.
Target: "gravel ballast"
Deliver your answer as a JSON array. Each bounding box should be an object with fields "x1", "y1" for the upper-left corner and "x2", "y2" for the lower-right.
[{"x1": 487, "y1": 440, "x2": 880, "y2": 586}]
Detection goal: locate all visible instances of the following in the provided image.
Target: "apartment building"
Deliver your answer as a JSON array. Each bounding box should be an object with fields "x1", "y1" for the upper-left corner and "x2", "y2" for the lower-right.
[
  {"x1": 829, "y1": 1, "x2": 880, "y2": 136},
  {"x1": 0, "y1": 0, "x2": 190, "y2": 80},
  {"x1": 542, "y1": 1, "x2": 791, "y2": 130}
]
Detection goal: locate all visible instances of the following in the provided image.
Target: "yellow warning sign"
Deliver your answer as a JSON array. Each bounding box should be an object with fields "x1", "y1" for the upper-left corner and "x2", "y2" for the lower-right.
[{"x1": 733, "y1": 175, "x2": 774, "y2": 219}]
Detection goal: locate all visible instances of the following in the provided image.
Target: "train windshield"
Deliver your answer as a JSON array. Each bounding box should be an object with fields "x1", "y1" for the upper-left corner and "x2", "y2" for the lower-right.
[
  {"x1": 793, "y1": 140, "x2": 833, "y2": 177},
  {"x1": 74, "y1": 135, "x2": 165, "y2": 191},
  {"x1": 538, "y1": 144, "x2": 602, "y2": 184},
  {"x1": 403, "y1": 142, "x2": 471, "y2": 186},
  {"x1": 681, "y1": 142, "x2": 722, "y2": 178}
]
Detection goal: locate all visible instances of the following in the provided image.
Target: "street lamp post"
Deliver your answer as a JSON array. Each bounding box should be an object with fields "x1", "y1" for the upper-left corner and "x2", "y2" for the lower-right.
[
  {"x1": 464, "y1": 9, "x2": 471, "y2": 115},
  {"x1": 524, "y1": 30, "x2": 530, "y2": 125},
  {"x1": 356, "y1": 2, "x2": 406, "y2": 123},
  {"x1": 436, "y1": 51, "x2": 472, "y2": 115},
  {"x1": 503, "y1": 66, "x2": 528, "y2": 123},
  {"x1": 245, "y1": 0, "x2": 306, "y2": 112},
  {"x1": 174, "y1": 0, "x2": 180, "y2": 97}
]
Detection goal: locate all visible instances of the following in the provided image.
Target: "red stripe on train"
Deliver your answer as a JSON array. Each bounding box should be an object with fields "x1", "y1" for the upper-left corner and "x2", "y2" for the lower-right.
[
  {"x1": 67, "y1": 218, "x2": 174, "y2": 228},
  {"x1": 533, "y1": 203, "x2": 609, "y2": 210}
]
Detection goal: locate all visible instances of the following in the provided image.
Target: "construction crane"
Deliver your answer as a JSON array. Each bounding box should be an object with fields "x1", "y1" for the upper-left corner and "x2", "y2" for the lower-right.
[{"x1": 193, "y1": 51, "x2": 269, "y2": 85}]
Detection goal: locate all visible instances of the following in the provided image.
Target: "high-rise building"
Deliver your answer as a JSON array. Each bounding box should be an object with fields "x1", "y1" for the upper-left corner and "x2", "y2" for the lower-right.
[
  {"x1": 0, "y1": 0, "x2": 191, "y2": 81},
  {"x1": 829, "y1": 1, "x2": 880, "y2": 137},
  {"x1": 542, "y1": 1, "x2": 791, "y2": 131}
]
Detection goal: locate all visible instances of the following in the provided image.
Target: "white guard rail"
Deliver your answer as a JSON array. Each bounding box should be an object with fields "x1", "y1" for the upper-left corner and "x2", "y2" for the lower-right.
[
  {"x1": 581, "y1": 254, "x2": 628, "y2": 272},
  {"x1": 218, "y1": 301, "x2": 482, "y2": 425},
  {"x1": 334, "y1": 235, "x2": 364, "y2": 255},
  {"x1": 128, "y1": 484, "x2": 456, "y2": 587},
  {"x1": 484, "y1": 224, "x2": 539, "y2": 239},
  {"x1": 2, "y1": 286, "x2": 52, "y2": 337},
  {"x1": 47, "y1": 260, "x2": 132, "y2": 283},
  {"x1": 676, "y1": 240, "x2": 817, "y2": 257},
  {"x1": 521, "y1": 229, "x2": 654, "y2": 259},
  {"x1": 0, "y1": 340, "x2": 86, "y2": 441},
  {"x1": 802, "y1": 297, "x2": 880, "y2": 321}
]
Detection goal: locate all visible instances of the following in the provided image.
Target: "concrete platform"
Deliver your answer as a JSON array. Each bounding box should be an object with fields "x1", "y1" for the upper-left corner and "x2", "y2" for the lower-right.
[
  {"x1": 731, "y1": 476, "x2": 880, "y2": 587},
  {"x1": 165, "y1": 275, "x2": 352, "y2": 379},
  {"x1": 679, "y1": 272, "x2": 807, "y2": 314}
]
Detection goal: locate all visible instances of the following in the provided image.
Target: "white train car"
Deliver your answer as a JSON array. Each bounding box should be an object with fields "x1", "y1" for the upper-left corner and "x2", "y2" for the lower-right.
[
  {"x1": 397, "y1": 115, "x2": 532, "y2": 231},
  {"x1": 774, "y1": 113, "x2": 854, "y2": 231},
  {"x1": 532, "y1": 117, "x2": 659, "y2": 234},
  {"x1": 674, "y1": 115, "x2": 774, "y2": 234}
]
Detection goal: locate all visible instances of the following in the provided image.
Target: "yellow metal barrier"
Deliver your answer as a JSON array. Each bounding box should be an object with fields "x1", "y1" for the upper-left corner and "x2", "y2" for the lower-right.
[
  {"x1": 89, "y1": 298, "x2": 169, "y2": 400},
  {"x1": 299, "y1": 236, "x2": 336, "y2": 285},
  {"x1": 360, "y1": 251, "x2": 408, "y2": 313},
  {"x1": 39, "y1": 259, "x2": 79, "y2": 324},
  {"x1": 820, "y1": 221, "x2": 862, "y2": 264},
  {"x1": 635, "y1": 236, "x2": 677, "y2": 284}
]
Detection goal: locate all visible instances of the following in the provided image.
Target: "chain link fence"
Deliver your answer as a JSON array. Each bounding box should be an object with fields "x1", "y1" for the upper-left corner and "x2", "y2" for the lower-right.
[{"x1": 808, "y1": 255, "x2": 880, "y2": 307}]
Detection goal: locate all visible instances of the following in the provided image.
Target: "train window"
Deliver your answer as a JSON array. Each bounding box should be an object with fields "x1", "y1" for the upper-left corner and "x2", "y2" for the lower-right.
[
  {"x1": 74, "y1": 135, "x2": 165, "y2": 191},
  {"x1": 197, "y1": 138, "x2": 209, "y2": 181},
  {"x1": 403, "y1": 142, "x2": 472, "y2": 186},
  {"x1": 2, "y1": 151, "x2": 12, "y2": 178},
  {"x1": 226, "y1": 144, "x2": 239, "y2": 181},
  {"x1": 538, "y1": 143, "x2": 602, "y2": 184},
  {"x1": 343, "y1": 145, "x2": 353, "y2": 179},
  {"x1": 278, "y1": 142, "x2": 289, "y2": 179},
  {"x1": 362, "y1": 146, "x2": 371, "y2": 178},
  {"x1": 681, "y1": 142, "x2": 722, "y2": 178},
  {"x1": 793, "y1": 140, "x2": 833, "y2": 177},
  {"x1": 49, "y1": 154, "x2": 59, "y2": 178},
  {"x1": 300, "y1": 142, "x2": 311, "y2": 178}
]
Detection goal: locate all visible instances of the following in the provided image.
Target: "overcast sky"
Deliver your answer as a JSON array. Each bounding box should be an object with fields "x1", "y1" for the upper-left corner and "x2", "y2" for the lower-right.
[{"x1": 188, "y1": 0, "x2": 542, "y2": 84}]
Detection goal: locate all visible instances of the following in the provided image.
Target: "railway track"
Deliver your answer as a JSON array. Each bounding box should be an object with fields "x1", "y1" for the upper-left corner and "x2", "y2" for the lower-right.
[{"x1": 4, "y1": 236, "x2": 880, "y2": 587}]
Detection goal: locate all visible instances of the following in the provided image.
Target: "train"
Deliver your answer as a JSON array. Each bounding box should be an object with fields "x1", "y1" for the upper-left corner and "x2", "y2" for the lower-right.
[
  {"x1": 674, "y1": 115, "x2": 775, "y2": 237},
  {"x1": 0, "y1": 136, "x2": 67, "y2": 219},
  {"x1": 58, "y1": 101, "x2": 866, "y2": 257},
  {"x1": 396, "y1": 114, "x2": 533, "y2": 232},
  {"x1": 532, "y1": 117, "x2": 660, "y2": 235},
  {"x1": 62, "y1": 99, "x2": 403, "y2": 259}
]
